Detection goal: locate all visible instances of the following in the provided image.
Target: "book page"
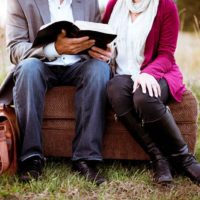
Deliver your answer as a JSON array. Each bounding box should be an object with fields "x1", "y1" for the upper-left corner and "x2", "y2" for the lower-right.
[
  {"x1": 39, "y1": 20, "x2": 73, "y2": 30},
  {"x1": 39, "y1": 21, "x2": 56, "y2": 30},
  {"x1": 75, "y1": 21, "x2": 115, "y2": 35}
]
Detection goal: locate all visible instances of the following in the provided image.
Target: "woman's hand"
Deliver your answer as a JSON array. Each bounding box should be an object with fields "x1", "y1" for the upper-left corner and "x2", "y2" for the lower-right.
[
  {"x1": 133, "y1": 73, "x2": 161, "y2": 98},
  {"x1": 88, "y1": 45, "x2": 112, "y2": 62}
]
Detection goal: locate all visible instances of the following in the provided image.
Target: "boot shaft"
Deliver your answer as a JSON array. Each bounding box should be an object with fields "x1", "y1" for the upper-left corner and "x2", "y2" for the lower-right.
[
  {"x1": 119, "y1": 110, "x2": 165, "y2": 161},
  {"x1": 119, "y1": 110, "x2": 173, "y2": 183},
  {"x1": 146, "y1": 108, "x2": 187, "y2": 156}
]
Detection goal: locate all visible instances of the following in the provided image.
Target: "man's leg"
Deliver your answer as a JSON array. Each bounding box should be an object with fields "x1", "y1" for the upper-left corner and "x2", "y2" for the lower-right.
[
  {"x1": 13, "y1": 58, "x2": 58, "y2": 181},
  {"x1": 61, "y1": 59, "x2": 110, "y2": 184},
  {"x1": 73, "y1": 59, "x2": 110, "y2": 161}
]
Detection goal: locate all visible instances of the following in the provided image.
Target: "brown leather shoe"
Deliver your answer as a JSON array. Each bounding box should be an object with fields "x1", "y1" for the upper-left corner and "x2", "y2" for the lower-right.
[{"x1": 72, "y1": 160, "x2": 106, "y2": 185}]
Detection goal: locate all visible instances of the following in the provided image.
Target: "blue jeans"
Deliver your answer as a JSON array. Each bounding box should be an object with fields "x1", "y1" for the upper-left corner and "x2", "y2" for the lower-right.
[{"x1": 13, "y1": 58, "x2": 110, "y2": 162}]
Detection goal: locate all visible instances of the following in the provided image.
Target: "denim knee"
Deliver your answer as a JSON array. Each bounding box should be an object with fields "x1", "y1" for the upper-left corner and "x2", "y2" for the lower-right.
[
  {"x1": 83, "y1": 59, "x2": 110, "y2": 84},
  {"x1": 14, "y1": 58, "x2": 45, "y2": 80}
]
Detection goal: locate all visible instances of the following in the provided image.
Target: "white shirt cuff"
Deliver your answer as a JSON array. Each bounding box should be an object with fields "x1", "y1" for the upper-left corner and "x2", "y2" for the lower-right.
[
  {"x1": 131, "y1": 74, "x2": 137, "y2": 82},
  {"x1": 43, "y1": 42, "x2": 60, "y2": 61}
]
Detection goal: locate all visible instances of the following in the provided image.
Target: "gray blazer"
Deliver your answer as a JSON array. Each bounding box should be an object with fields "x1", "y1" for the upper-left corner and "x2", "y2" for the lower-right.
[{"x1": 0, "y1": 0, "x2": 101, "y2": 105}]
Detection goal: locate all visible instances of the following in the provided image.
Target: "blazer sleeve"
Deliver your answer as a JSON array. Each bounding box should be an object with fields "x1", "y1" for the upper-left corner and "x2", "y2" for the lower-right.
[
  {"x1": 93, "y1": 0, "x2": 101, "y2": 23},
  {"x1": 141, "y1": 1, "x2": 179, "y2": 79},
  {"x1": 6, "y1": 0, "x2": 45, "y2": 65}
]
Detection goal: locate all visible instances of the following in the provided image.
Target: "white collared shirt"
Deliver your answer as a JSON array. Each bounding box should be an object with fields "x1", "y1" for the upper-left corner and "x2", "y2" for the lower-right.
[
  {"x1": 44, "y1": 0, "x2": 81, "y2": 66},
  {"x1": 116, "y1": 15, "x2": 143, "y2": 81}
]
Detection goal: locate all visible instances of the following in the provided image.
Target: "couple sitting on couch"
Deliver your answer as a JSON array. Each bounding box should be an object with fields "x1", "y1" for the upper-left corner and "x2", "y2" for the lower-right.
[{"x1": 3, "y1": 0, "x2": 200, "y2": 185}]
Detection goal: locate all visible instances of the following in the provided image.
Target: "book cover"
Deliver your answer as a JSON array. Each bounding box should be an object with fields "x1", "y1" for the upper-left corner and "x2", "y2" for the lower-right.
[{"x1": 32, "y1": 20, "x2": 117, "y2": 51}]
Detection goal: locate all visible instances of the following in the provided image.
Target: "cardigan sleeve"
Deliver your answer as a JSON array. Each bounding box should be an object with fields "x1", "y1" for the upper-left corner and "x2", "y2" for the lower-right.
[
  {"x1": 102, "y1": 0, "x2": 117, "y2": 23},
  {"x1": 141, "y1": 1, "x2": 179, "y2": 79}
]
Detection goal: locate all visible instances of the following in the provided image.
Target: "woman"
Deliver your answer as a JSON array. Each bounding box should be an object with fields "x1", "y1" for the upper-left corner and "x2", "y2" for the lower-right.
[{"x1": 103, "y1": 0, "x2": 200, "y2": 184}]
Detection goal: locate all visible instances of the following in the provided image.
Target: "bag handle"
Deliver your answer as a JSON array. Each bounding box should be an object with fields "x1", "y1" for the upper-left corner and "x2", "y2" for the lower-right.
[{"x1": 0, "y1": 104, "x2": 19, "y2": 174}]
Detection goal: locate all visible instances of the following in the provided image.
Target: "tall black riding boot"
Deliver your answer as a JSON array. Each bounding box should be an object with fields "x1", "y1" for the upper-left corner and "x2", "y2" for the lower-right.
[
  {"x1": 119, "y1": 110, "x2": 173, "y2": 184},
  {"x1": 147, "y1": 108, "x2": 200, "y2": 184}
]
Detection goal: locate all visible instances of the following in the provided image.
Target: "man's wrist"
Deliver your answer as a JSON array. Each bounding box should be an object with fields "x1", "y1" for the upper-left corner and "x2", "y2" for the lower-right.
[{"x1": 43, "y1": 42, "x2": 60, "y2": 60}]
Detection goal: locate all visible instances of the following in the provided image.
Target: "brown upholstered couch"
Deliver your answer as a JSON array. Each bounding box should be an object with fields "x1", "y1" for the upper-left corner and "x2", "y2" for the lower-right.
[{"x1": 42, "y1": 87, "x2": 199, "y2": 160}]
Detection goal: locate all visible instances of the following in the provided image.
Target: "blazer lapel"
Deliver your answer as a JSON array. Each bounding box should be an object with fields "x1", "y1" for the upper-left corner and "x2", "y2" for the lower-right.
[
  {"x1": 34, "y1": 0, "x2": 85, "y2": 23},
  {"x1": 72, "y1": 0, "x2": 85, "y2": 21},
  {"x1": 34, "y1": 0, "x2": 51, "y2": 24}
]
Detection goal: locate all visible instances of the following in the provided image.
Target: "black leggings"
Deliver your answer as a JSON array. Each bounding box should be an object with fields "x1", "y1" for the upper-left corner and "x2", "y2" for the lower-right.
[{"x1": 107, "y1": 75, "x2": 170, "y2": 123}]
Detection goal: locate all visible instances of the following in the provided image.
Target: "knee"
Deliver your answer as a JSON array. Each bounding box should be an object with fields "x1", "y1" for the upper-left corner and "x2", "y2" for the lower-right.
[
  {"x1": 133, "y1": 89, "x2": 153, "y2": 112},
  {"x1": 107, "y1": 78, "x2": 121, "y2": 101},
  {"x1": 16, "y1": 58, "x2": 44, "y2": 78},
  {"x1": 85, "y1": 59, "x2": 110, "y2": 82},
  {"x1": 133, "y1": 88, "x2": 165, "y2": 121},
  {"x1": 107, "y1": 78, "x2": 129, "y2": 112}
]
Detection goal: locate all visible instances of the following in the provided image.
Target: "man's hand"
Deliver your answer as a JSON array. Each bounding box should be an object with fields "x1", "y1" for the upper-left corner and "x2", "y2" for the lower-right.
[
  {"x1": 55, "y1": 29, "x2": 95, "y2": 55},
  {"x1": 133, "y1": 73, "x2": 161, "y2": 98},
  {"x1": 88, "y1": 45, "x2": 112, "y2": 62}
]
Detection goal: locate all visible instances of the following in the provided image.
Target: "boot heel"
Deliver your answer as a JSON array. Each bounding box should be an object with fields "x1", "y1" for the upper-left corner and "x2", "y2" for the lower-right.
[{"x1": 153, "y1": 159, "x2": 173, "y2": 184}]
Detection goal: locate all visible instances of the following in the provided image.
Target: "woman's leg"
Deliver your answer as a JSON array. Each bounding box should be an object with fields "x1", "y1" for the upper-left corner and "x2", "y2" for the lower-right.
[
  {"x1": 107, "y1": 75, "x2": 172, "y2": 183},
  {"x1": 133, "y1": 78, "x2": 200, "y2": 184},
  {"x1": 146, "y1": 108, "x2": 200, "y2": 184}
]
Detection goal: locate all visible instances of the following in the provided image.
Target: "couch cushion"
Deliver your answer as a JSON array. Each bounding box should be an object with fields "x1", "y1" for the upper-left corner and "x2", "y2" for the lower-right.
[
  {"x1": 43, "y1": 87, "x2": 75, "y2": 119},
  {"x1": 44, "y1": 87, "x2": 198, "y2": 123},
  {"x1": 42, "y1": 87, "x2": 198, "y2": 159}
]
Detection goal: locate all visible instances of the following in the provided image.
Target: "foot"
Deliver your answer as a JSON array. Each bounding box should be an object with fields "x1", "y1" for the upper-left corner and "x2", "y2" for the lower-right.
[
  {"x1": 153, "y1": 158, "x2": 173, "y2": 184},
  {"x1": 178, "y1": 154, "x2": 200, "y2": 184},
  {"x1": 72, "y1": 160, "x2": 106, "y2": 185},
  {"x1": 19, "y1": 157, "x2": 44, "y2": 182}
]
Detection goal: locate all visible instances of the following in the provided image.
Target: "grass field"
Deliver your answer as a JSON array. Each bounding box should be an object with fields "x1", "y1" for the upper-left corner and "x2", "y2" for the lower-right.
[
  {"x1": 0, "y1": 28, "x2": 8, "y2": 81},
  {"x1": 1, "y1": 160, "x2": 200, "y2": 200},
  {"x1": 0, "y1": 31, "x2": 200, "y2": 200}
]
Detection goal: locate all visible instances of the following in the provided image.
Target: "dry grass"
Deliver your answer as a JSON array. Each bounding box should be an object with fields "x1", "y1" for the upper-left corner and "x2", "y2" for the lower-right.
[
  {"x1": 0, "y1": 28, "x2": 9, "y2": 82},
  {"x1": 194, "y1": 16, "x2": 200, "y2": 38},
  {"x1": 0, "y1": 28, "x2": 8, "y2": 70},
  {"x1": 1, "y1": 160, "x2": 200, "y2": 200},
  {"x1": 175, "y1": 32, "x2": 200, "y2": 87}
]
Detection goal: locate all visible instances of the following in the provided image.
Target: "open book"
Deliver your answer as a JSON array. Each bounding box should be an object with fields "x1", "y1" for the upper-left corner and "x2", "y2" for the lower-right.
[{"x1": 32, "y1": 20, "x2": 117, "y2": 51}]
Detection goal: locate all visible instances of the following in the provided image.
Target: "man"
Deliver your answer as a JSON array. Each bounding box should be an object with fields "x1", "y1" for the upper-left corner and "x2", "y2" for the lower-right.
[{"x1": 6, "y1": 0, "x2": 111, "y2": 185}]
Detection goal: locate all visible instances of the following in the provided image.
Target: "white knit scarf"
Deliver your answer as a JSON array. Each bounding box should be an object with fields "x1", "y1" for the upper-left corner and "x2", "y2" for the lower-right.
[{"x1": 109, "y1": 0, "x2": 159, "y2": 78}]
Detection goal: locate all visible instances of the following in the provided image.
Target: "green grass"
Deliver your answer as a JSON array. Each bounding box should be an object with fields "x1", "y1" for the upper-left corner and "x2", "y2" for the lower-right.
[{"x1": 1, "y1": 159, "x2": 200, "y2": 200}]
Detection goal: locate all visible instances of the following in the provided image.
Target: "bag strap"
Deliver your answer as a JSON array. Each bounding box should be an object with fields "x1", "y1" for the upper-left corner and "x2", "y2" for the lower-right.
[{"x1": 0, "y1": 126, "x2": 10, "y2": 174}]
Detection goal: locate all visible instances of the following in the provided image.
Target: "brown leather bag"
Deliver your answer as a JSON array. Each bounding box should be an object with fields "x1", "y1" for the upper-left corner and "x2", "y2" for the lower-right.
[{"x1": 0, "y1": 104, "x2": 19, "y2": 175}]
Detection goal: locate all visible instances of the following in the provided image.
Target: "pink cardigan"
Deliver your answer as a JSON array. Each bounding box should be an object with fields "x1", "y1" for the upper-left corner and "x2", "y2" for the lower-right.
[{"x1": 102, "y1": 0, "x2": 186, "y2": 102}]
